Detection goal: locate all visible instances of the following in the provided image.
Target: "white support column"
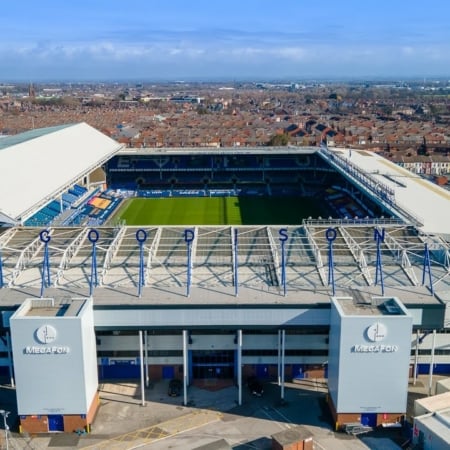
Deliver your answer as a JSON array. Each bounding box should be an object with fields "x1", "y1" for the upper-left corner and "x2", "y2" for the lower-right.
[
  {"x1": 413, "y1": 329, "x2": 420, "y2": 386},
  {"x1": 6, "y1": 332, "x2": 14, "y2": 388},
  {"x1": 139, "y1": 331, "x2": 145, "y2": 406},
  {"x1": 281, "y1": 329, "x2": 285, "y2": 401},
  {"x1": 428, "y1": 330, "x2": 436, "y2": 396},
  {"x1": 144, "y1": 331, "x2": 149, "y2": 388},
  {"x1": 237, "y1": 329, "x2": 243, "y2": 406},
  {"x1": 277, "y1": 330, "x2": 281, "y2": 386},
  {"x1": 183, "y1": 330, "x2": 188, "y2": 406}
]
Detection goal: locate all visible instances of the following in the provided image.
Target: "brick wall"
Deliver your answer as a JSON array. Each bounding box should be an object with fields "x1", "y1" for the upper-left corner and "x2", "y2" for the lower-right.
[
  {"x1": 86, "y1": 391, "x2": 100, "y2": 427},
  {"x1": 20, "y1": 416, "x2": 48, "y2": 433},
  {"x1": 63, "y1": 415, "x2": 87, "y2": 433}
]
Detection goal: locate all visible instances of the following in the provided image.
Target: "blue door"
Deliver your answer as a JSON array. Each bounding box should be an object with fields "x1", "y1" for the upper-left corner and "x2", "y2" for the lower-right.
[
  {"x1": 361, "y1": 413, "x2": 377, "y2": 427},
  {"x1": 256, "y1": 364, "x2": 269, "y2": 379},
  {"x1": 48, "y1": 414, "x2": 64, "y2": 432},
  {"x1": 292, "y1": 364, "x2": 305, "y2": 380},
  {"x1": 162, "y1": 366, "x2": 175, "y2": 379}
]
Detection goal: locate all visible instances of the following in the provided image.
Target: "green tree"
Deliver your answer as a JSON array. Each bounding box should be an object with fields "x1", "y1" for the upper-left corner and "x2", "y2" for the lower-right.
[
  {"x1": 267, "y1": 133, "x2": 290, "y2": 146},
  {"x1": 196, "y1": 105, "x2": 208, "y2": 115}
]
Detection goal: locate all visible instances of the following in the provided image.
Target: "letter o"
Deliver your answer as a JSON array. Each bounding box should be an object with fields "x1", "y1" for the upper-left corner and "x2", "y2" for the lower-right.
[
  {"x1": 325, "y1": 227, "x2": 337, "y2": 242},
  {"x1": 88, "y1": 228, "x2": 99, "y2": 243},
  {"x1": 136, "y1": 229, "x2": 147, "y2": 243}
]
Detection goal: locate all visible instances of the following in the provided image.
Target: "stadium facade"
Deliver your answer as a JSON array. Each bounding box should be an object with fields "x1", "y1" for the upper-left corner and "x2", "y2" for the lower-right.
[{"x1": 1, "y1": 123, "x2": 450, "y2": 433}]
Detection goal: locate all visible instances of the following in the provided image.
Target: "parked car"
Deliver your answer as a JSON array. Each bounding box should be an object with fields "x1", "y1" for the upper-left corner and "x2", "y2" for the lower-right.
[
  {"x1": 247, "y1": 376, "x2": 264, "y2": 396},
  {"x1": 168, "y1": 378, "x2": 182, "y2": 397}
]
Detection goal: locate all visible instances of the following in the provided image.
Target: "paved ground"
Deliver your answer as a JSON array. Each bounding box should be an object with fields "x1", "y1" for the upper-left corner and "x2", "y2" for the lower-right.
[{"x1": 0, "y1": 374, "x2": 446, "y2": 450}]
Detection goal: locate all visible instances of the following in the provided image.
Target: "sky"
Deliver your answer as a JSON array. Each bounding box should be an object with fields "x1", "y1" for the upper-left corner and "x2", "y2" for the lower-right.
[{"x1": 1, "y1": 0, "x2": 450, "y2": 81}]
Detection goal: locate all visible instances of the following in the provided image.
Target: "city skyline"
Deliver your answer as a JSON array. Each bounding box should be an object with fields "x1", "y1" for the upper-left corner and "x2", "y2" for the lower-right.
[{"x1": 1, "y1": 0, "x2": 450, "y2": 81}]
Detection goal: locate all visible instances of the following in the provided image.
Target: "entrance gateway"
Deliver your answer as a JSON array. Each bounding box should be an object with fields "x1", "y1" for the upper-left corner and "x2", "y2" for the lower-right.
[
  {"x1": 96, "y1": 329, "x2": 329, "y2": 384},
  {"x1": 191, "y1": 350, "x2": 234, "y2": 379}
]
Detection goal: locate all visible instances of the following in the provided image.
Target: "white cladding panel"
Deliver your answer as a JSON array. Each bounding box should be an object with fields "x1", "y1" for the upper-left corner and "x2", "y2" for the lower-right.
[
  {"x1": 93, "y1": 307, "x2": 330, "y2": 328},
  {"x1": 10, "y1": 301, "x2": 97, "y2": 415},
  {"x1": 80, "y1": 302, "x2": 99, "y2": 409},
  {"x1": 97, "y1": 333, "x2": 329, "y2": 351},
  {"x1": 329, "y1": 300, "x2": 413, "y2": 414}
]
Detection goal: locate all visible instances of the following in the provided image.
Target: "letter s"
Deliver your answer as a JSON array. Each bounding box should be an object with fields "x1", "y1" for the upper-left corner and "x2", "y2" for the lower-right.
[{"x1": 279, "y1": 228, "x2": 288, "y2": 242}]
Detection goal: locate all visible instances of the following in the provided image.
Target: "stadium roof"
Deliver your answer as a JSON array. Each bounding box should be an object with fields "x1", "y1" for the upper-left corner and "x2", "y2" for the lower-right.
[
  {"x1": 0, "y1": 223, "x2": 448, "y2": 330},
  {"x1": 322, "y1": 147, "x2": 450, "y2": 238},
  {"x1": 0, "y1": 122, "x2": 123, "y2": 224},
  {"x1": 0, "y1": 124, "x2": 72, "y2": 150}
]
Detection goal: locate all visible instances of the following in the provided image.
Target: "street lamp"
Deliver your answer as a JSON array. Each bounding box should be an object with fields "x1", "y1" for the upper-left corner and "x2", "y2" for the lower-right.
[{"x1": 0, "y1": 410, "x2": 10, "y2": 450}]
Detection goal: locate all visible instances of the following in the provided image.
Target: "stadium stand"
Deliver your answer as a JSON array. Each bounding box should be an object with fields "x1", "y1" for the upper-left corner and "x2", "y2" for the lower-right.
[
  {"x1": 24, "y1": 184, "x2": 92, "y2": 227},
  {"x1": 104, "y1": 152, "x2": 356, "y2": 205},
  {"x1": 0, "y1": 122, "x2": 122, "y2": 226}
]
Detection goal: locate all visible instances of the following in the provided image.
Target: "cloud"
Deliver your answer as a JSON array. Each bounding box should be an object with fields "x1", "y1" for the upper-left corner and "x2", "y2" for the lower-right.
[{"x1": 1, "y1": 32, "x2": 450, "y2": 80}]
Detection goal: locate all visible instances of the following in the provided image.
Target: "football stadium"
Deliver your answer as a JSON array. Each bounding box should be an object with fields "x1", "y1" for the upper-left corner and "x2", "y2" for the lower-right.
[{"x1": 1, "y1": 122, "x2": 450, "y2": 433}]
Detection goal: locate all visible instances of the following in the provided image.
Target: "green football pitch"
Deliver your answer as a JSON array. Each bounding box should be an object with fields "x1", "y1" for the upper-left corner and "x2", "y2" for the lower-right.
[{"x1": 113, "y1": 196, "x2": 326, "y2": 226}]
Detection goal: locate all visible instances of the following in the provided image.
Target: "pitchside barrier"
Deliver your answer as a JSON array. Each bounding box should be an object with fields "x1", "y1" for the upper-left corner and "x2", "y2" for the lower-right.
[{"x1": 137, "y1": 189, "x2": 240, "y2": 198}]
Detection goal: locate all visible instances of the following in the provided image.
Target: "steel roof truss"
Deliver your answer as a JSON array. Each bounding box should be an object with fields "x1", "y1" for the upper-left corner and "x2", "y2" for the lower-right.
[
  {"x1": 383, "y1": 231, "x2": 418, "y2": 286},
  {"x1": 266, "y1": 227, "x2": 282, "y2": 291},
  {"x1": 55, "y1": 228, "x2": 90, "y2": 285},
  {"x1": 304, "y1": 225, "x2": 327, "y2": 286},
  {"x1": 9, "y1": 230, "x2": 53, "y2": 286},
  {"x1": 339, "y1": 226, "x2": 372, "y2": 285},
  {"x1": 100, "y1": 226, "x2": 127, "y2": 285}
]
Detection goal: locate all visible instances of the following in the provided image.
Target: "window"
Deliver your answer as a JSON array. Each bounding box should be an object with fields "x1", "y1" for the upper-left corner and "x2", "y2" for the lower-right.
[{"x1": 243, "y1": 349, "x2": 328, "y2": 357}]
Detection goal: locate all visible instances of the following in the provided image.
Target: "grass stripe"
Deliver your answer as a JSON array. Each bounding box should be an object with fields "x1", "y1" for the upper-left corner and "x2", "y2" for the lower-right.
[{"x1": 113, "y1": 196, "x2": 325, "y2": 226}]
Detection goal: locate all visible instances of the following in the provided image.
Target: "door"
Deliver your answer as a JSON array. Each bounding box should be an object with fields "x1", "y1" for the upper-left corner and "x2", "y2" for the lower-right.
[
  {"x1": 192, "y1": 350, "x2": 234, "y2": 379},
  {"x1": 48, "y1": 414, "x2": 64, "y2": 432},
  {"x1": 361, "y1": 413, "x2": 377, "y2": 427},
  {"x1": 256, "y1": 364, "x2": 270, "y2": 379},
  {"x1": 292, "y1": 364, "x2": 305, "y2": 380},
  {"x1": 162, "y1": 366, "x2": 175, "y2": 379}
]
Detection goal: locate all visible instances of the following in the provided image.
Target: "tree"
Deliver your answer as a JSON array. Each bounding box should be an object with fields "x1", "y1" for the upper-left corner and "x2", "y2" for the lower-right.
[
  {"x1": 196, "y1": 105, "x2": 208, "y2": 115},
  {"x1": 267, "y1": 133, "x2": 290, "y2": 146}
]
